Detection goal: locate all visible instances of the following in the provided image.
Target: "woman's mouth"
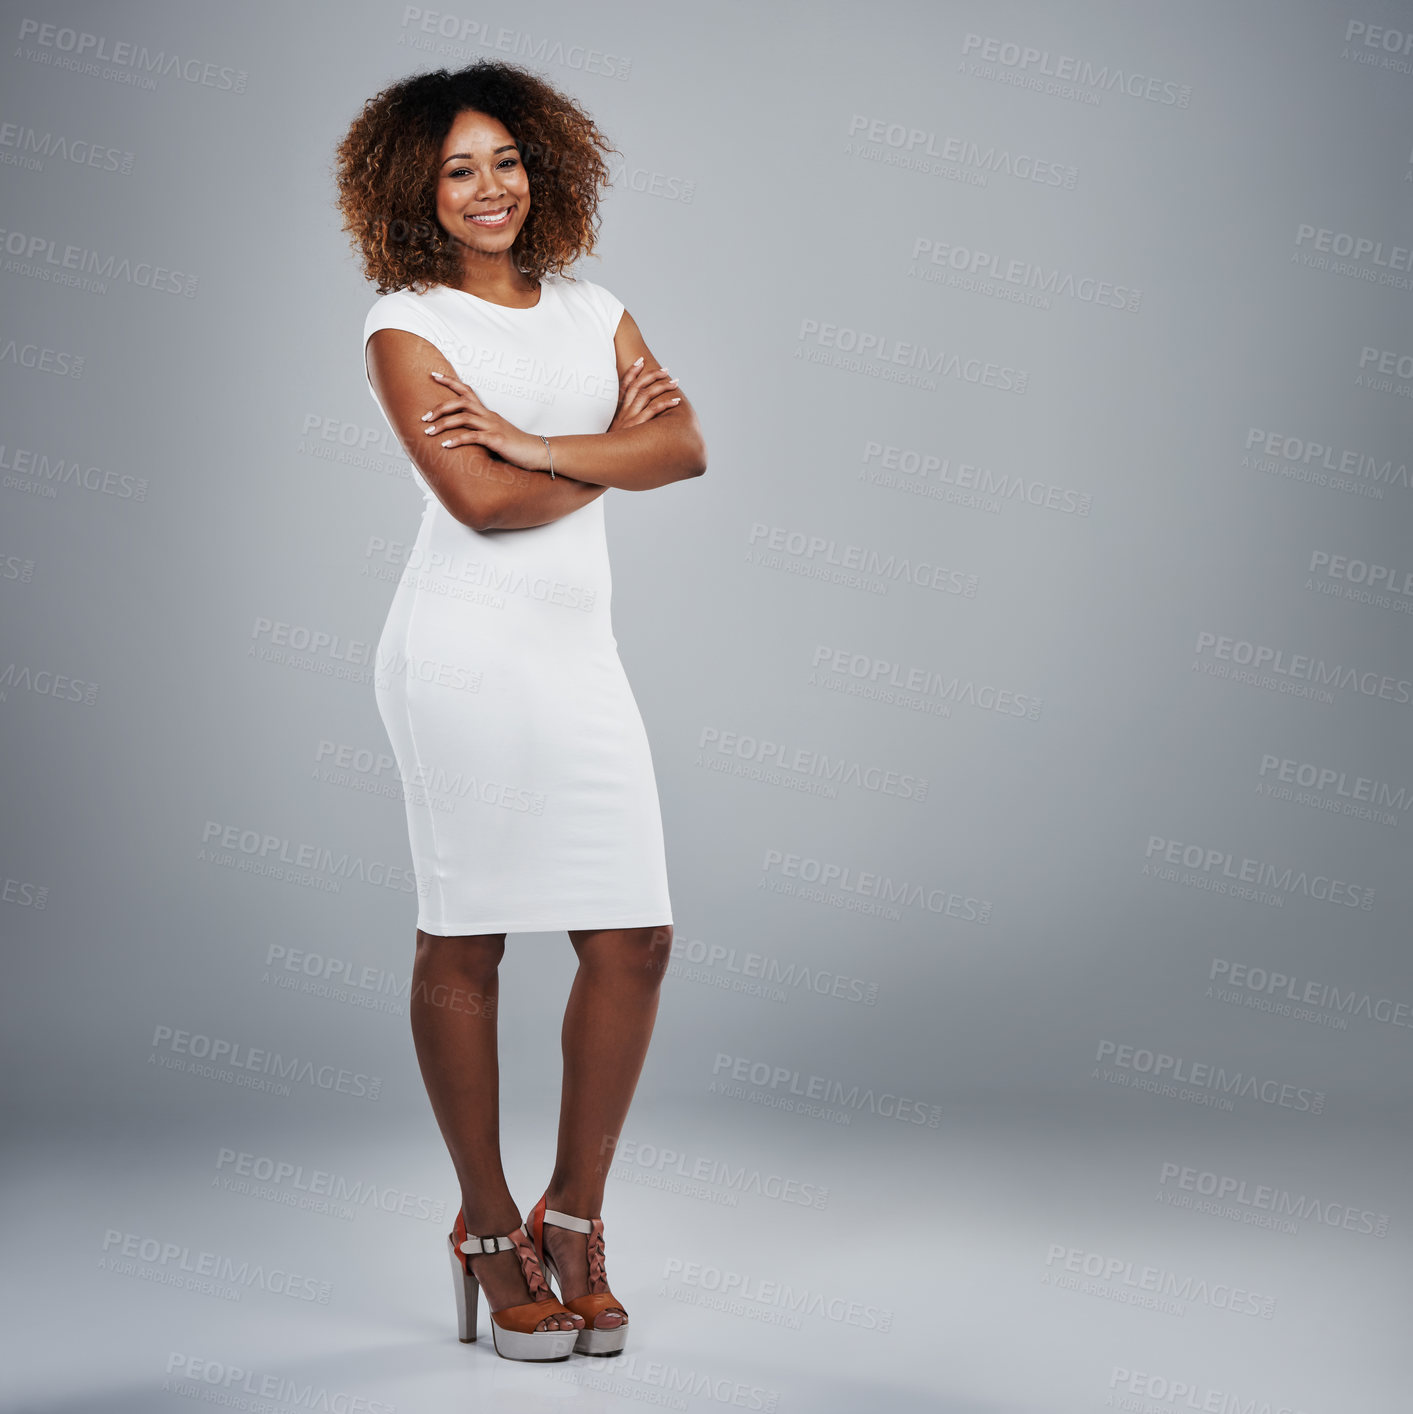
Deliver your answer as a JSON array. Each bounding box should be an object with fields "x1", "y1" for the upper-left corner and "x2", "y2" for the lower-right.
[{"x1": 468, "y1": 207, "x2": 513, "y2": 228}]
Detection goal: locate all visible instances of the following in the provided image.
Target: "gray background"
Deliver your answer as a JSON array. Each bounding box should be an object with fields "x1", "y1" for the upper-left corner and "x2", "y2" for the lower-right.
[{"x1": 2, "y1": 1, "x2": 1409, "y2": 1410}]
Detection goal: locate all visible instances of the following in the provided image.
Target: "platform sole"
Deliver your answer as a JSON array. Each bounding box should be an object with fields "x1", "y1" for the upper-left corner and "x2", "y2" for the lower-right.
[{"x1": 447, "y1": 1236, "x2": 577, "y2": 1361}]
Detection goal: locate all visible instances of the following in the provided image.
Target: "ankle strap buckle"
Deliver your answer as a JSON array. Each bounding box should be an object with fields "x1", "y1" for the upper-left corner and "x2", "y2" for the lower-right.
[{"x1": 459, "y1": 1233, "x2": 510, "y2": 1256}]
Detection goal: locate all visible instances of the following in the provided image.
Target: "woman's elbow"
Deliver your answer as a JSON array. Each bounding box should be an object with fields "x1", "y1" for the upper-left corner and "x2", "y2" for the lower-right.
[
  {"x1": 460, "y1": 489, "x2": 508, "y2": 531},
  {"x1": 682, "y1": 433, "x2": 708, "y2": 478},
  {"x1": 667, "y1": 409, "x2": 706, "y2": 478}
]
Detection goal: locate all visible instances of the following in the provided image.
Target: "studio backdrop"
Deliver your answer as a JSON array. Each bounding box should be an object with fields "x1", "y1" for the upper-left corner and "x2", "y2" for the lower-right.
[{"x1": 2, "y1": 3, "x2": 1409, "y2": 1412}]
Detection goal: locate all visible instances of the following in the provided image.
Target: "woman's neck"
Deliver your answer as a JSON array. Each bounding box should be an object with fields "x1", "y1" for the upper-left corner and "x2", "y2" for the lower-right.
[{"x1": 453, "y1": 251, "x2": 541, "y2": 306}]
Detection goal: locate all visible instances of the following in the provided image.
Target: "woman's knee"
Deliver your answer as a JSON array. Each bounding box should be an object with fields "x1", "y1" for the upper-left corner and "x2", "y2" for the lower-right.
[
  {"x1": 574, "y1": 923, "x2": 672, "y2": 982},
  {"x1": 414, "y1": 929, "x2": 506, "y2": 983}
]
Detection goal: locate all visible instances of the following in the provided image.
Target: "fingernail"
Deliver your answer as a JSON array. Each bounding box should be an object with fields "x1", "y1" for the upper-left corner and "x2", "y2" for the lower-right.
[
  {"x1": 632, "y1": 356, "x2": 643, "y2": 367},
  {"x1": 670, "y1": 397, "x2": 681, "y2": 404},
  {"x1": 430, "y1": 371, "x2": 444, "y2": 379},
  {"x1": 421, "y1": 412, "x2": 431, "y2": 420},
  {"x1": 424, "y1": 425, "x2": 435, "y2": 433}
]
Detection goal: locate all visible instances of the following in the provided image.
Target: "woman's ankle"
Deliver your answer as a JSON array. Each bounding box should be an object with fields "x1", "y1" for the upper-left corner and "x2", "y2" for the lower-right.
[
  {"x1": 459, "y1": 1195, "x2": 523, "y2": 1236},
  {"x1": 542, "y1": 1183, "x2": 604, "y2": 1217}
]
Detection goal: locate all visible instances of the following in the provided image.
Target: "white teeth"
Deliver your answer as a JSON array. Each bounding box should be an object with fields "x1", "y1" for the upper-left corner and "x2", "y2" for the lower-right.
[{"x1": 471, "y1": 209, "x2": 510, "y2": 224}]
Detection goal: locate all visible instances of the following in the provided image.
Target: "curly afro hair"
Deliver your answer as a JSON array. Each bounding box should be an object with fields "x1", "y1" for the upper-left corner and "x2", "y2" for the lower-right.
[{"x1": 334, "y1": 61, "x2": 617, "y2": 295}]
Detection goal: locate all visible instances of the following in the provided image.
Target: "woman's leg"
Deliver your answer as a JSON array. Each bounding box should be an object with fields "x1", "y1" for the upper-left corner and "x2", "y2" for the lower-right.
[
  {"x1": 542, "y1": 923, "x2": 673, "y2": 1322},
  {"x1": 410, "y1": 928, "x2": 577, "y2": 1330}
]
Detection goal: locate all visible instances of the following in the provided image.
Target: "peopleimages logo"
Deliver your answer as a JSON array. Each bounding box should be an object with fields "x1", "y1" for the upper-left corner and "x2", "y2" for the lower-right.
[
  {"x1": 1107, "y1": 1365, "x2": 1307, "y2": 1414},
  {"x1": 0, "y1": 338, "x2": 84, "y2": 378},
  {"x1": 697, "y1": 726, "x2": 927, "y2": 802},
  {"x1": 1356, "y1": 345, "x2": 1413, "y2": 391},
  {"x1": 1142, "y1": 833, "x2": 1374, "y2": 910},
  {"x1": 364, "y1": 537, "x2": 598, "y2": 612},
  {"x1": 1343, "y1": 19, "x2": 1413, "y2": 57},
  {"x1": 1258, "y1": 753, "x2": 1411, "y2": 818},
  {"x1": 670, "y1": 935, "x2": 879, "y2": 1007},
  {"x1": 396, "y1": 9, "x2": 632, "y2": 81},
  {"x1": 1209, "y1": 958, "x2": 1413, "y2": 1033},
  {"x1": 614, "y1": 1139, "x2": 829, "y2": 1209},
  {"x1": 149, "y1": 1025, "x2": 382, "y2": 1101},
  {"x1": 100, "y1": 1231, "x2": 330, "y2": 1303},
  {"x1": 0, "y1": 440, "x2": 146, "y2": 498},
  {"x1": 0, "y1": 122, "x2": 135, "y2": 175},
  {"x1": 551, "y1": 1354, "x2": 779, "y2": 1411},
  {"x1": 1192, "y1": 629, "x2": 1412, "y2": 707},
  {"x1": 1042, "y1": 1244, "x2": 1275, "y2": 1319},
  {"x1": 710, "y1": 1052, "x2": 941, "y2": 1127},
  {"x1": 1094, "y1": 1039, "x2": 1324, "y2": 1114},
  {"x1": 662, "y1": 1257, "x2": 893, "y2": 1331},
  {"x1": 959, "y1": 32, "x2": 1193, "y2": 107},
  {"x1": 1294, "y1": 222, "x2": 1413, "y2": 284},
  {"x1": 859, "y1": 439, "x2": 1093, "y2": 516},
  {"x1": 1307, "y1": 548, "x2": 1413, "y2": 610},
  {"x1": 761, "y1": 847, "x2": 991, "y2": 924},
  {"x1": 164, "y1": 1354, "x2": 393, "y2": 1414},
  {"x1": 251, "y1": 617, "x2": 371, "y2": 667},
  {"x1": 15, "y1": 19, "x2": 248, "y2": 92},
  {"x1": 1243, "y1": 425, "x2": 1410, "y2": 497},
  {"x1": 845, "y1": 113, "x2": 1078, "y2": 189},
  {"x1": 199, "y1": 820, "x2": 423, "y2": 896},
  {"x1": 909, "y1": 235, "x2": 1142, "y2": 311},
  {"x1": 1157, "y1": 1160, "x2": 1389, "y2": 1238},
  {"x1": 0, "y1": 661, "x2": 99, "y2": 705},
  {"x1": 746, "y1": 521, "x2": 978, "y2": 597},
  {"x1": 809, "y1": 644, "x2": 1042, "y2": 720},
  {"x1": 0, "y1": 225, "x2": 197, "y2": 295},
  {"x1": 264, "y1": 944, "x2": 408, "y2": 998},
  {"x1": 214, "y1": 1148, "x2": 446, "y2": 1222},
  {"x1": 795, "y1": 315, "x2": 1029, "y2": 393}
]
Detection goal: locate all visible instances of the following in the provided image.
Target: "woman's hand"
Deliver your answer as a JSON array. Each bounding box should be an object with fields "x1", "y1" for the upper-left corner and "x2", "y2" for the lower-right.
[
  {"x1": 609, "y1": 356, "x2": 681, "y2": 433},
  {"x1": 421, "y1": 371, "x2": 549, "y2": 471}
]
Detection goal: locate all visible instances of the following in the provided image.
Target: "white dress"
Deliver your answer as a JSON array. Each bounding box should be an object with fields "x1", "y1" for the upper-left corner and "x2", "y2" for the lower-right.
[{"x1": 361, "y1": 274, "x2": 673, "y2": 936}]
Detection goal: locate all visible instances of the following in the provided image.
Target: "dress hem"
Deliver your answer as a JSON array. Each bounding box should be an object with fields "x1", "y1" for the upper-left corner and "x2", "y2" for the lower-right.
[{"x1": 415, "y1": 913, "x2": 673, "y2": 937}]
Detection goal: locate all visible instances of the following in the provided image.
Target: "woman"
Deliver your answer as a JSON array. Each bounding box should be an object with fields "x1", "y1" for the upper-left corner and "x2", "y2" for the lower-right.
[{"x1": 334, "y1": 62, "x2": 706, "y2": 1363}]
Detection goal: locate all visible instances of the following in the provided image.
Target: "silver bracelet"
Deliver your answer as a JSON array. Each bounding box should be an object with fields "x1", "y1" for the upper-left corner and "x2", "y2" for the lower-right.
[{"x1": 538, "y1": 434, "x2": 555, "y2": 479}]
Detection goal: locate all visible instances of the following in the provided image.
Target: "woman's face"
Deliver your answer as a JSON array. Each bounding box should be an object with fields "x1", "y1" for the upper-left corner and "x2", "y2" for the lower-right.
[{"x1": 434, "y1": 108, "x2": 531, "y2": 263}]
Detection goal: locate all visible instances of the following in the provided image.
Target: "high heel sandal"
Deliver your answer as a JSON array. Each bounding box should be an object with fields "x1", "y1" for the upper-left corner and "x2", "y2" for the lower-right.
[
  {"x1": 447, "y1": 1207, "x2": 584, "y2": 1361},
  {"x1": 525, "y1": 1193, "x2": 630, "y2": 1357}
]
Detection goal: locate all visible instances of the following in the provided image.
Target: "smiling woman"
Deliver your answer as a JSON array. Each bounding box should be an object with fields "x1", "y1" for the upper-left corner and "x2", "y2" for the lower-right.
[
  {"x1": 332, "y1": 61, "x2": 705, "y2": 1366},
  {"x1": 335, "y1": 62, "x2": 615, "y2": 296}
]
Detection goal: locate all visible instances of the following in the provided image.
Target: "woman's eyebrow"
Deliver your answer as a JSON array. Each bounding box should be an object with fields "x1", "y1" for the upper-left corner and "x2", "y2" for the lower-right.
[{"x1": 440, "y1": 144, "x2": 519, "y2": 167}]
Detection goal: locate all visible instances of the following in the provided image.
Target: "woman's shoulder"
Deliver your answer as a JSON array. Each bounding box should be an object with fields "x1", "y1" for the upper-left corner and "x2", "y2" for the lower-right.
[
  {"x1": 365, "y1": 282, "x2": 447, "y2": 316},
  {"x1": 558, "y1": 272, "x2": 626, "y2": 334},
  {"x1": 363, "y1": 283, "x2": 456, "y2": 337},
  {"x1": 557, "y1": 271, "x2": 619, "y2": 303}
]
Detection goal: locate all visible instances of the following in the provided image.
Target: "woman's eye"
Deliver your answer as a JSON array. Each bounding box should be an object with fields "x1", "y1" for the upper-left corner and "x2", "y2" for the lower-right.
[{"x1": 446, "y1": 160, "x2": 516, "y2": 178}]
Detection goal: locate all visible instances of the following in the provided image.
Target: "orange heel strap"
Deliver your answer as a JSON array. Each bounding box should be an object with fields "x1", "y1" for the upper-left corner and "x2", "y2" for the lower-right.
[
  {"x1": 561, "y1": 1290, "x2": 628, "y2": 1327},
  {"x1": 451, "y1": 1208, "x2": 583, "y2": 1330},
  {"x1": 491, "y1": 1297, "x2": 580, "y2": 1335}
]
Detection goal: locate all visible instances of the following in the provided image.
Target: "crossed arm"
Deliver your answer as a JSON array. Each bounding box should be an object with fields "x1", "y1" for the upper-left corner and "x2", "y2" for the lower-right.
[{"x1": 364, "y1": 309, "x2": 707, "y2": 532}]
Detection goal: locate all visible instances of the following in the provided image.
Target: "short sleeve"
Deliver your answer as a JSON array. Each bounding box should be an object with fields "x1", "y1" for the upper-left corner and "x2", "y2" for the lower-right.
[
  {"x1": 577, "y1": 278, "x2": 625, "y2": 341},
  {"x1": 360, "y1": 292, "x2": 465, "y2": 500},
  {"x1": 362, "y1": 290, "x2": 462, "y2": 375}
]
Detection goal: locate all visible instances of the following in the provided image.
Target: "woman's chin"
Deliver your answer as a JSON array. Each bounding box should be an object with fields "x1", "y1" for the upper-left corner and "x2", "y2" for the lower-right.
[{"x1": 457, "y1": 230, "x2": 521, "y2": 256}]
